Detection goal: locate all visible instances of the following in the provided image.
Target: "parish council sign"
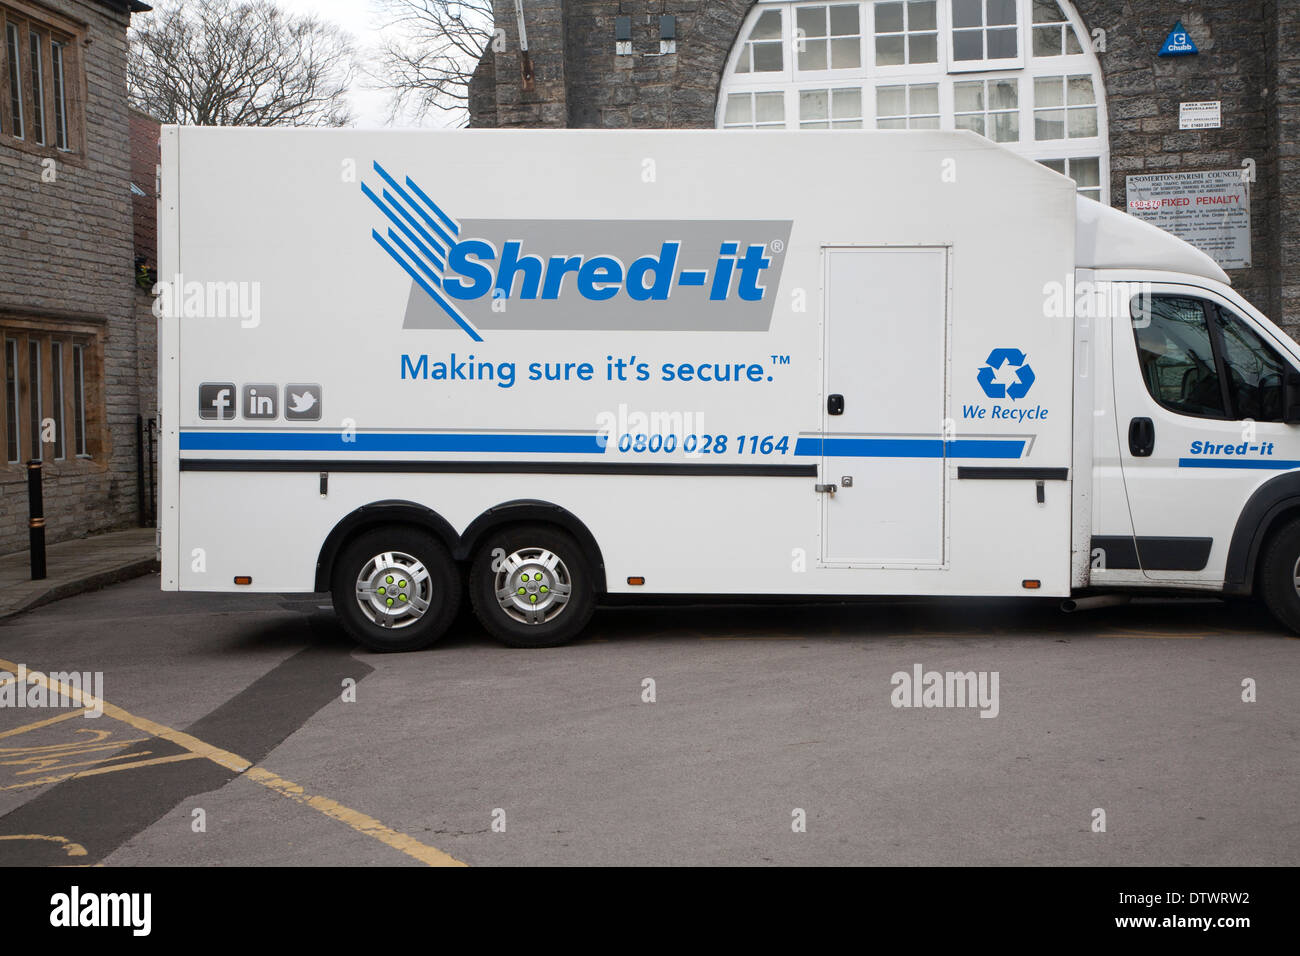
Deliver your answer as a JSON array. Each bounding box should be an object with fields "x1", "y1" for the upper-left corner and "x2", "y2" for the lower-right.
[{"x1": 1125, "y1": 170, "x2": 1252, "y2": 270}]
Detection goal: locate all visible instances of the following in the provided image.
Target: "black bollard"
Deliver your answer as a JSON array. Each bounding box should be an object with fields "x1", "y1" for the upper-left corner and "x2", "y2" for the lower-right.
[{"x1": 28, "y1": 460, "x2": 45, "y2": 581}]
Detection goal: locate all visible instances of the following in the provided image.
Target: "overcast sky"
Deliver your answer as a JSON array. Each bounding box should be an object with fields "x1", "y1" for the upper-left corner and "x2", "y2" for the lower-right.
[{"x1": 275, "y1": 0, "x2": 457, "y2": 128}]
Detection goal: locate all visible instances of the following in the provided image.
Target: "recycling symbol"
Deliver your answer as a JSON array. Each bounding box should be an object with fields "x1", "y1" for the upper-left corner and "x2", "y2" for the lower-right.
[{"x1": 977, "y1": 348, "x2": 1035, "y2": 400}]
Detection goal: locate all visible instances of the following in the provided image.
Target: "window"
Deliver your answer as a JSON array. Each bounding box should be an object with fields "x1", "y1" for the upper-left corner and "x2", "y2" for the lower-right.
[
  {"x1": 876, "y1": 82, "x2": 939, "y2": 128},
  {"x1": 50, "y1": 40, "x2": 65, "y2": 149},
  {"x1": 49, "y1": 341, "x2": 63, "y2": 459},
  {"x1": 875, "y1": 1, "x2": 938, "y2": 66},
  {"x1": 796, "y1": 4, "x2": 861, "y2": 71},
  {"x1": 950, "y1": 0, "x2": 1019, "y2": 66},
  {"x1": 1, "y1": 3, "x2": 81, "y2": 153},
  {"x1": 734, "y1": 8, "x2": 784, "y2": 73},
  {"x1": 0, "y1": 325, "x2": 96, "y2": 464},
  {"x1": 1214, "y1": 306, "x2": 1287, "y2": 423},
  {"x1": 27, "y1": 29, "x2": 42, "y2": 144},
  {"x1": 4, "y1": 339, "x2": 18, "y2": 463},
  {"x1": 1133, "y1": 296, "x2": 1225, "y2": 418},
  {"x1": 71, "y1": 343, "x2": 86, "y2": 456},
  {"x1": 1039, "y1": 155, "x2": 1099, "y2": 200},
  {"x1": 1132, "y1": 296, "x2": 1291, "y2": 422},
  {"x1": 1031, "y1": 0, "x2": 1083, "y2": 56},
  {"x1": 800, "y1": 87, "x2": 864, "y2": 127},
  {"x1": 954, "y1": 78, "x2": 1018, "y2": 141},
  {"x1": 718, "y1": 1, "x2": 1109, "y2": 202},
  {"x1": 26, "y1": 339, "x2": 40, "y2": 461},
  {"x1": 723, "y1": 90, "x2": 786, "y2": 128},
  {"x1": 4, "y1": 22, "x2": 21, "y2": 139},
  {"x1": 1033, "y1": 74, "x2": 1096, "y2": 140}
]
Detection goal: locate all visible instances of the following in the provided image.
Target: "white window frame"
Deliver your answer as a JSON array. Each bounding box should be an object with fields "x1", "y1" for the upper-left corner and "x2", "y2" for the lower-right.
[
  {"x1": 871, "y1": 0, "x2": 941, "y2": 72},
  {"x1": 946, "y1": 0, "x2": 1024, "y2": 73},
  {"x1": 716, "y1": 0, "x2": 1110, "y2": 203},
  {"x1": 792, "y1": 2, "x2": 866, "y2": 80},
  {"x1": 798, "y1": 85, "x2": 866, "y2": 128}
]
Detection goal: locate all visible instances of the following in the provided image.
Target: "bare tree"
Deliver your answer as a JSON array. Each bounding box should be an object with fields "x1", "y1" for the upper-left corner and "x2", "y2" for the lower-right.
[
  {"x1": 370, "y1": 0, "x2": 495, "y2": 126},
  {"x1": 129, "y1": 0, "x2": 357, "y2": 127}
]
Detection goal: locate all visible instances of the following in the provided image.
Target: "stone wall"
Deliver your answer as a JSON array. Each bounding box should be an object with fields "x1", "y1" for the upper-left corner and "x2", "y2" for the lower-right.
[{"x1": 0, "y1": 0, "x2": 146, "y2": 553}]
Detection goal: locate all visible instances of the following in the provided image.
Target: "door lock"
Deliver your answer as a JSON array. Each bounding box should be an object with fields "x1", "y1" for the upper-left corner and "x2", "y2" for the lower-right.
[
  {"x1": 840, "y1": 476, "x2": 853, "y2": 488},
  {"x1": 827, "y1": 394, "x2": 844, "y2": 415},
  {"x1": 814, "y1": 483, "x2": 837, "y2": 496}
]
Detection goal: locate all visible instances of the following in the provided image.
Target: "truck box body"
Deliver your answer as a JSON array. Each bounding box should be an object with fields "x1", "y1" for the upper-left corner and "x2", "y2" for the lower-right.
[
  {"x1": 160, "y1": 128, "x2": 1078, "y2": 597},
  {"x1": 159, "y1": 127, "x2": 1300, "y2": 648}
]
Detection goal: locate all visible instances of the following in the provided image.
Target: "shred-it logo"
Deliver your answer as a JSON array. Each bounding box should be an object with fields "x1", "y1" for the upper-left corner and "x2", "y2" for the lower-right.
[{"x1": 361, "y1": 161, "x2": 792, "y2": 339}]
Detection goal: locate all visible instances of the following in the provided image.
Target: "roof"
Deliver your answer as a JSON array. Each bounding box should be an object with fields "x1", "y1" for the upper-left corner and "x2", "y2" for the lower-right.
[
  {"x1": 1075, "y1": 195, "x2": 1231, "y2": 285},
  {"x1": 94, "y1": 0, "x2": 152, "y2": 14}
]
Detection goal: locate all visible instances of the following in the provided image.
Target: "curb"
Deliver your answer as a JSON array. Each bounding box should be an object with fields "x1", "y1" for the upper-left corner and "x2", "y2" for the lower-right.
[{"x1": 0, "y1": 557, "x2": 160, "y2": 622}]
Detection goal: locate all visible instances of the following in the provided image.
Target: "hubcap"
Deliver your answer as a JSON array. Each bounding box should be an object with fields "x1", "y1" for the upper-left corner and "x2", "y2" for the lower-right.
[
  {"x1": 355, "y1": 551, "x2": 432, "y2": 629},
  {"x1": 1292, "y1": 556, "x2": 1300, "y2": 600},
  {"x1": 494, "y1": 547, "x2": 572, "y2": 625}
]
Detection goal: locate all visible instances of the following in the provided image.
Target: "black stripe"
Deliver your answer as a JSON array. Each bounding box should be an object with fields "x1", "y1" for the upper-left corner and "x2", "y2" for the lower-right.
[
  {"x1": 957, "y1": 467, "x2": 1069, "y2": 480},
  {"x1": 1091, "y1": 535, "x2": 1213, "y2": 571},
  {"x1": 180, "y1": 459, "x2": 819, "y2": 477}
]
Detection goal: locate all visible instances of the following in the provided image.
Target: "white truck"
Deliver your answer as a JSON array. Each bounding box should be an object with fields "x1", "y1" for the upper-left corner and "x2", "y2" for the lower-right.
[{"x1": 158, "y1": 127, "x2": 1300, "y2": 651}]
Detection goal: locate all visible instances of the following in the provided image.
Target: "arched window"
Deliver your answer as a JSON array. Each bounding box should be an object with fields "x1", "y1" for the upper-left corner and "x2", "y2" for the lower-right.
[{"x1": 717, "y1": 0, "x2": 1109, "y2": 203}]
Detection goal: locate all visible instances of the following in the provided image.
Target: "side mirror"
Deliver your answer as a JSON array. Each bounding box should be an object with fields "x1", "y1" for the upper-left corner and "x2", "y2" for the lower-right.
[{"x1": 1285, "y1": 369, "x2": 1300, "y2": 424}]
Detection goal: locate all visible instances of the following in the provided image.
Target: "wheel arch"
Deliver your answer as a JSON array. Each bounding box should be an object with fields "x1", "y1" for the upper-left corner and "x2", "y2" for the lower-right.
[
  {"x1": 458, "y1": 499, "x2": 608, "y2": 595},
  {"x1": 1223, "y1": 472, "x2": 1300, "y2": 595},
  {"x1": 314, "y1": 500, "x2": 460, "y2": 592}
]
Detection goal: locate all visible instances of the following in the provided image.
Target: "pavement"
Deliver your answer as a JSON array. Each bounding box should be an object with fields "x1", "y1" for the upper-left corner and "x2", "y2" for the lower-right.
[
  {"x1": 0, "y1": 578, "x2": 1295, "y2": 867},
  {"x1": 0, "y1": 527, "x2": 158, "y2": 620}
]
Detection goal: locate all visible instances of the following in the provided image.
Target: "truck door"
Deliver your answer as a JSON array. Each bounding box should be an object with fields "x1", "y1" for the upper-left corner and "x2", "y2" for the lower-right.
[
  {"x1": 820, "y1": 245, "x2": 948, "y2": 566},
  {"x1": 1110, "y1": 284, "x2": 1294, "y2": 582}
]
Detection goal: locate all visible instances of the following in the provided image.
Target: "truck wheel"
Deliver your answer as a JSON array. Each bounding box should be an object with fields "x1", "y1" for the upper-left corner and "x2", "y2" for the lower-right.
[
  {"x1": 469, "y1": 524, "x2": 595, "y2": 648},
  {"x1": 1257, "y1": 515, "x2": 1300, "y2": 634},
  {"x1": 331, "y1": 525, "x2": 461, "y2": 652}
]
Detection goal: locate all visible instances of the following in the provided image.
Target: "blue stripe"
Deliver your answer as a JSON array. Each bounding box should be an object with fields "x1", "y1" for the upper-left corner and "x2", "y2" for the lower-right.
[
  {"x1": 1178, "y1": 457, "x2": 1300, "y2": 470},
  {"x1": 180, "y1": 432, "x2": 606, "y2": 453},
  {"x1": 794, "y1": 437, "x2": 1025, "y2": 459},
  {"x1": 386, "y1": 228, "x2": 442, "y2": 287},
  {"x1": 371, "y1": 230, "x2": 482, "y2": 342},
  {"x1": 361, "y1": 181, "x2": 444, "y2": 260},
  {"x1": 388, "y1": 221, "x2": 444, "y2": 273},
  {"x1": 372, "y1": 162, "x2": 456, "y2": 249},
  {"x1": 382, "y1": 188, "x2": 447, "y2": 259},
  {"x1": 403, "y1": 174, "x2": 460, "y2": 237}
]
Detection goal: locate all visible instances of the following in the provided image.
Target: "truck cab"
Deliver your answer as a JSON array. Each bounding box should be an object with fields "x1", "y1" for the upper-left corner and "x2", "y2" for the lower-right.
[{"x1": 1079, "y1": 197, "x2": 1300, "y2": 629}]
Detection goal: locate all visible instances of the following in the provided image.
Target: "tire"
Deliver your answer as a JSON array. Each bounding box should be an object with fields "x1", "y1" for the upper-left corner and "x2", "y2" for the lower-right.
[
  {"x1": 468, "y1": 523, "x2": 596, "y2": 648},
  {"x1": 330, "y1": 525, "x2": 461, "y2": 652},
  {"x1": 1257, "y1": 515, "x2": 1300, "y2": 634}
]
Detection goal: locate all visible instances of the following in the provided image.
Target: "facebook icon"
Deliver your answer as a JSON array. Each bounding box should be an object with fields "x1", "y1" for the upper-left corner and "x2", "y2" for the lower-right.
[{"x1": 199, "y1": 382, "x2": 237, "y2": 420}]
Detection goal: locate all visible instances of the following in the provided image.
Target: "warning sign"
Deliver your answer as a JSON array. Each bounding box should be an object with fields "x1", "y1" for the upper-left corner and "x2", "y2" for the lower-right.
[
  {"x1": 1179, "y1": 101, "x2": 1221, "y2": 130},
  {"x1": 1125, "y1": 170, "x2": 1251, "y2": 270}
]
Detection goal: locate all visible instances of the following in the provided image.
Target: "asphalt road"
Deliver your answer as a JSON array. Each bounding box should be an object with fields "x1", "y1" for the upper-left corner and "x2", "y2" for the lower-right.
[{"x1": 0, "y1": 575, "x2": 1296, "y2": 866}]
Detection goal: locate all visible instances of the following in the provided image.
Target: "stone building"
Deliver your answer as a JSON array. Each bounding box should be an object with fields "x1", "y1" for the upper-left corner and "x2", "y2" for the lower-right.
[
  {"x1": 470, "y1": 0, "x2": 1297, "y2": 335},
  {"x1": 0, "y1": 0, "x2": 151, "y2": 554}
]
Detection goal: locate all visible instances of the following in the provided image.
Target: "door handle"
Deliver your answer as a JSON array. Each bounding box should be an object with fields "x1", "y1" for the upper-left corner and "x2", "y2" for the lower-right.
[
  {"x1": 827, "y1": 394, "x2": 844, "y2": 415},
  {"x1": 1128, "y1": 417, "x2": 1154, "y2": 457}
]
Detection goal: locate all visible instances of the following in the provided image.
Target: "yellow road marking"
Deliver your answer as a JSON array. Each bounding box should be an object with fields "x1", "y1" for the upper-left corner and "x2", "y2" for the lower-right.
[
  {"x1": 0, "y1": 710, "x2": 89, "y2": 738},
  {"x1": 0, "y1": 657, "x2": 466, "y2": 867},
  {"x1": 0, "y1": 834, "x2": 87, "y2": 856},
  {"x1": 1, "y1": 753, "x2": 204, "y2": 791},
  {"x1": 244, "y1": 768, "x2": 464, "y2": 867}
]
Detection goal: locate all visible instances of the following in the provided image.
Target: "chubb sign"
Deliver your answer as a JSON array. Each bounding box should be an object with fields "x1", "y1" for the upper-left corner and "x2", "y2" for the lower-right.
[{"x1": 364, "y1": 162, "x2": 792, "y2": 341}]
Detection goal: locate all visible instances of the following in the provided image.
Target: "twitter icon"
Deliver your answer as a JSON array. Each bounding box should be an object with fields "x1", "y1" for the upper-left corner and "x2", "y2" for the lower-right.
[{"x1": 284, "y1": 384, "x2": 322, "y2": 421}]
